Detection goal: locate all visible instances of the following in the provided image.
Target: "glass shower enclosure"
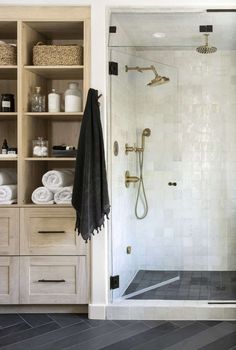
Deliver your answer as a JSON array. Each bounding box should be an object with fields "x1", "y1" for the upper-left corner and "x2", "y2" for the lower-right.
[{"x1": 109, "y1": 11, "x2": 236, "y2": 303}]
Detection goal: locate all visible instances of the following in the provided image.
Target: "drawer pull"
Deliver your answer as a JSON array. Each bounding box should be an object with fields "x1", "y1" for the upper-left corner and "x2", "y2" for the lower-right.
[
  {"x1": 37, "y1": 279, "x2": 66, "y2": 283},
  {"x1": 37, "y1": 230, "x2": 66, "y2": 234}
]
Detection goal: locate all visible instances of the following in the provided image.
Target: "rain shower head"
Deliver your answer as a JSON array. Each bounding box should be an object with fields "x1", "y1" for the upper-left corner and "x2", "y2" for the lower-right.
[
  {"x1": 125, "y1": 65, "x2": 170, "y2": 86},
  {"x1": 196, "y1": 34, "x2": 217, "y2": 54}
]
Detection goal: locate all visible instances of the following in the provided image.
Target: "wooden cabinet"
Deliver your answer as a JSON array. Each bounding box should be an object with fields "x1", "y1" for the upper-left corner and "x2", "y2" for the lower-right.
[
  {"x1": 0, "y1": 257, "x2": 19, "y2": 304},
  {"x1": 20, "y1": 208, "x2": 86, "y2": 255},
  {"x1": 0, "y1": 208, "x2": 19, "y2": 255},
  {"x1": 20, "y1": 256, "x2": 88, "y2": 304},
  {"x1": 0, "y1": 7, "x2": 90, "y2": 307}
]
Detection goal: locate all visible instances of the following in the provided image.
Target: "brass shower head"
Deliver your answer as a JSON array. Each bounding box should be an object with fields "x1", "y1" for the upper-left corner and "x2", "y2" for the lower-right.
[
  {"x1": 196, "y1": 34, "x2": 217, "y2": 54},
  {"x1": 125, "y1": 65, "x2": 170, "y2": 86}
]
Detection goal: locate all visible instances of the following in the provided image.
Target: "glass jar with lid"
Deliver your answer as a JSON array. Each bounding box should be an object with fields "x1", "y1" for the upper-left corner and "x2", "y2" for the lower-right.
[{"x1": 32, "y1": 137, "x2": 48, "y2": 157}]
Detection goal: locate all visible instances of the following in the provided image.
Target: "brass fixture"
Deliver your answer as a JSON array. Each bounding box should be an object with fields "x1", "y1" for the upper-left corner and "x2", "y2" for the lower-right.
[
  {"x1": 125, "y1": 65, "x2": 169, "y2": 86},
  {"x1": 125, "y1": 143, "x2": 143, "y2": 155},
  {"x1": 125, "y1": 170, "x2": 139, "y2": 188},
  {"x1": 196, "y1": 34, "x2": 217, "y2": 54}
]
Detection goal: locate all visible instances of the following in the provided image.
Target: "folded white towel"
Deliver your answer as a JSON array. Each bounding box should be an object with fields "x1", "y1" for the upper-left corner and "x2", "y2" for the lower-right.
[
  {"x1": 54, "y1": 186, "x2": 72, "y2": 204},
  {"x1": 31, "y1": 186, "x2": 54, "y2": 204},
  {"x1": 42, "y1": 169, "x2": 74, "y2": 193},
  {"x1": 0, "y1": 169, "x2": 17, "y2": 185},
  {"x1": 0, "y1": 185, "x2": 17, "y2": 201}
]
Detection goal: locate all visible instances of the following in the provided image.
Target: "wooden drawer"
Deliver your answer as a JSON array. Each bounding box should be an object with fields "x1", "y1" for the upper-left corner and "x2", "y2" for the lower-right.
[
  {"x1": 0, "y1": 208, "x2": 19, "y2": 255},
  {"x1": 20, "y1": 208, "x2": 87, "y2": 255},
  {"x1": 0, "y1": 257, "x2": 19, "y2": 304},
  {"x1": 20, "y1": 256, "x2": 88, "y2": 304}
]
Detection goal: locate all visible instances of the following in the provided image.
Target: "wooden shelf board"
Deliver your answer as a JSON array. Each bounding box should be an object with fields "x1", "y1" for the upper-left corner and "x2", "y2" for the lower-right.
[
  {"x1": 22, "y1": 203, "x2": 72, "y2": 207},
  {"x1": 0, "y1": 156, "x2": 18, "y2": 161},
  {"x1": 25, "y1": 112, "x2": 83, "y2": 121},
  {"x1": 0, "y1": 66, "x2": 17, "y2": 79},
  {"x1": 24, "y1": 157, "x2": 76, "y2": 161},
  {"x1": 24, "y1": 65, "x2": 84, "y2": 79},
  {"x1": 0, "y1": 113, "x2": 17, "y2": 120}
]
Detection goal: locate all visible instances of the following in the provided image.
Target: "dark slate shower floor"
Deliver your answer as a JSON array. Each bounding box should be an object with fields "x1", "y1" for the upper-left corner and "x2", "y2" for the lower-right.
[{"x1": 123, "y1": 270, "x2": 236, "y2": 300}]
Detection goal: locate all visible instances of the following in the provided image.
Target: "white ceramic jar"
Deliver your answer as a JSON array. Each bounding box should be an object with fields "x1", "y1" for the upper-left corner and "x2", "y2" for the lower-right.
[
  {"x1": 48, "y1": 88, "x2": 60, "y2": 113},
  {"x1": 65, "y1": 82, "x2": 82, "y2": 112}
]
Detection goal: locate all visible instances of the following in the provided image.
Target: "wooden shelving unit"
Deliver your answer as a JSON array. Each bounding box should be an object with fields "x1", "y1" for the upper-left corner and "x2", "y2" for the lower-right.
[{"x1": 0, "y1": 6, "x2": 90, "y2": 306}]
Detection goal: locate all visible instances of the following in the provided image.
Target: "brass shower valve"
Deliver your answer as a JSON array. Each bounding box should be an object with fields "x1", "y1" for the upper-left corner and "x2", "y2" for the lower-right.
[
  {"x1": 125, "y1": 143, "x2": 143, "y2": 154},
  {"x1": 125, "y1": 171, "x2": 140, "y2": 188}
]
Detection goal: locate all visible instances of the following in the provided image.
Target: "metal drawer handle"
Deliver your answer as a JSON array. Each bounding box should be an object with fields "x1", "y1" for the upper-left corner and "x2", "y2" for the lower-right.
[
  {"x1": 37, "y1": 279, "x2": 66, "y2": 283},
  {"x1": 37, "y1": 230, "x2": 66, "y2": 234}
]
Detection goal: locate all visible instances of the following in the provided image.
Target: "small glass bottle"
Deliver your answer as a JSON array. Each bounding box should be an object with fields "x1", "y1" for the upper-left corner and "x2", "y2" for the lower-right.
[
  {"x1": 65, "y1": 82, "x2": 82, "y2": 112},
  {"x1": 48, "y1": 88, "x2": 60, "y2": 113},
  {"x1": 31, "y1": 87, "x2": 46, "y2": 112},
  {"x1": 1, "y1": 94, "x2": 15, "y2": 112},
  {"x1": 1, "y1": 139, "x2": 8, "y2": 154}
]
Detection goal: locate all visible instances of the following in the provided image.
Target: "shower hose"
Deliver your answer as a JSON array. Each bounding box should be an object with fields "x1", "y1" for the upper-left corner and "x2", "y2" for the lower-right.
[{"x1": 135, "y1": 150, "x2": 148, "y2": 219}]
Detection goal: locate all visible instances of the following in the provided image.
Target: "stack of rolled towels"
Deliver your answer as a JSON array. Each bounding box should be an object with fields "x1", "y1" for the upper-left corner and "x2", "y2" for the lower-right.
[
  {"x1": 0, "y1": 168, "x2": 17, "y2": 204},
  {"x1": 31, "y1": 169, "x2": 74, "y2": 205}
]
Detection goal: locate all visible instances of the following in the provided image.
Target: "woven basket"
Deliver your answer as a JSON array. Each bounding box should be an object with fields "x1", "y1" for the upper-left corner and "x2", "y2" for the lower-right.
[
  {"x1": 33, "y1": 42, "x2": 83, "y2": 66},
  {"x1": 0, "y1": 43, "x2": 17, "y2": 65}
]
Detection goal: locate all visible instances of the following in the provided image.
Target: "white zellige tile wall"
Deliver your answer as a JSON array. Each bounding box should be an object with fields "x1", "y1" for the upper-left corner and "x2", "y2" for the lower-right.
[{"x1": 111, "y1": 48, "x2": 236, "y2": 298}]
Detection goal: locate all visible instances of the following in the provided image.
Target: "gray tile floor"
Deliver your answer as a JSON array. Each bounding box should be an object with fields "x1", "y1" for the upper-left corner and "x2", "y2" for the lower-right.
[
  {"x1": 0, "y1": 314, "x2": 235, "y2": 349},
  {"x1": 124, "y1": 270, "x2": 236, "y2": 300}
]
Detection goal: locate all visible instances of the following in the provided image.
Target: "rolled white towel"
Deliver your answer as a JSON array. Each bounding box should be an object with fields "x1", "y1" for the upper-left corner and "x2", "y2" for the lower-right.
[
  {"x1": 0, "y1": 169, "x2": 17, "y2": 185},
  {"x1": 54, "y1": 186, "x2": 72, "y2": 204},
  {"x1": 42, "y1": 169, "x2": 74, "y2": 193},
  {"x1": 0, "y1": 199, "x2": 16, "y2": 205},
  {"x1": 0, "y1": 185, "x2": 17, "y2": 202},
  {"x1": 31, "y1": 186, "x2": 54, "y2": 204}
]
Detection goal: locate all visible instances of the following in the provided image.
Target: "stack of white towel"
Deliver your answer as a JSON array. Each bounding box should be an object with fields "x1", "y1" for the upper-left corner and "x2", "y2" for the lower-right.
[
  {"x1": 31, "y1": 169, "x2": 74, "y2": 205},
  {"x1": 0, "y1": 169, "x2": 17, "y2": 204}
]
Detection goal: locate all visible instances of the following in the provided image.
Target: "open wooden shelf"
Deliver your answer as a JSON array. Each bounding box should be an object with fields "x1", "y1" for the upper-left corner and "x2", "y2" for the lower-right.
[
  {"x1": 0, "y1": 156, "x2": 17, "y2": 161},
  {"x1": 24, "y1": 65, "x2": 84, "y2": 79},
  {"x1": 0, "y1": 66, "x2": 17, "y2": 79},
  {"x1": 24, "y1": 112, "x2": 83, "y2": 121},
  {"x1": 25, "y1": 157, "x2": 76, "y2": 161}
]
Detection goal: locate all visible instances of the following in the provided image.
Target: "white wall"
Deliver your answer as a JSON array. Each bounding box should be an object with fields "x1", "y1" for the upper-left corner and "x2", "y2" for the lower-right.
[
  {"x1": 0, "y1": 0, "x2": 235, "y2": 318},
  {"x1": 135, "y1": 49, "x2": 236, "y2": 271}
]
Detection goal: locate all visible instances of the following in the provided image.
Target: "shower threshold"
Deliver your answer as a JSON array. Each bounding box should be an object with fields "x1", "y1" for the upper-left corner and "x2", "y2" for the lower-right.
[
  {"x1": 122, "y1": 270, "x2": 236, "y2": 301},
  {"x1": 123, "y1": 275, "x2": 180, "y2": 299}
]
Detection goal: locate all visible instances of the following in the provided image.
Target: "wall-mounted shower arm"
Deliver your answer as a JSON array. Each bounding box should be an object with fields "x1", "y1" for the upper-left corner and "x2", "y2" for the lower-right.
[{"x1": 125, "y1": 65, "x2": 157, "y2": 75}]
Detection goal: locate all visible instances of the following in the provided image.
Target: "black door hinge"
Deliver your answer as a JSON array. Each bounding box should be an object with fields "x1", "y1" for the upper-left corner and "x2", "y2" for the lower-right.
[
  {"x1": 109, "y1": 61, "x2": 118, "y2": 76},
  {"x1": 109, "y1": 26, "x2": 117, "y2": 33},
  {"x1": 199, "y1": 25, "x2": 213, "y2": 32},
  {"x1": 110, "y1": 275, "x2": 119, "y2": 290}
]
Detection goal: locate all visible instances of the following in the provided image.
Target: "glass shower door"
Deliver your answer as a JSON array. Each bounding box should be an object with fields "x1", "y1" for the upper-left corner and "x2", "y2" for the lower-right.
[{"x1": 110, "y1": 48, "x2": 180, "y2": 301}]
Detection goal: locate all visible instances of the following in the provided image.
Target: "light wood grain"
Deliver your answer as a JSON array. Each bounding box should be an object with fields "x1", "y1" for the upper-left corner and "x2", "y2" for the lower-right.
[
  {"x1": 0, "y1": 256, "x2": 19, "y2": 304},
  {"x1": 0, "y1": 208, "x2": 19, "y2": 255},
  {"x1": 20, "y1": 256, "x2": 88, "y2": 304},
  {"x1": 20, "y1": 207, "x2": 87, "y2": 255}
]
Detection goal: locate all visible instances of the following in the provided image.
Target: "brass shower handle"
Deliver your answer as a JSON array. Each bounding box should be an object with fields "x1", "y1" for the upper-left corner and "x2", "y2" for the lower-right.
[
  {"x1": 125, "y1": 171, "x2": 140, "y2": 188},
  {"x1": 125, "y1": 143, "x2": 143, "y2": 155}
]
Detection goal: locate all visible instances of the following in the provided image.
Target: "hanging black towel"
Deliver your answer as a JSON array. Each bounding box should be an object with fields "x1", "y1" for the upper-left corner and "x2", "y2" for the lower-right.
[{"x1": 72, "y1": 88, "x2": 110, "y2": 242}]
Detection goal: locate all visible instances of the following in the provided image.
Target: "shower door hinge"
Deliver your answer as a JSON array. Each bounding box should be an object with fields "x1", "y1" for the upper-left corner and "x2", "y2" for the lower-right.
[
  {"x1": 109, "y1": 61, "x2": 118, "y2": 75},
  {"x1": 109, "y1": 26, "x2": 117, "y2": 33},
  {"x1": 110, "y1": 275, "x2": 119, "y2": 289}
]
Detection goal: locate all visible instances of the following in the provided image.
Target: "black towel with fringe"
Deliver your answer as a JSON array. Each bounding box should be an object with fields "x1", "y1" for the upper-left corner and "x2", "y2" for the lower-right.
[{"x1": 72, "y1": 88, "x2": 110, "y2": 242}]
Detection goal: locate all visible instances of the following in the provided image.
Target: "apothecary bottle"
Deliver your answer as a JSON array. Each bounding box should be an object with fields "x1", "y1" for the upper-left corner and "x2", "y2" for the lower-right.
[
  {"x1": 1, "y1": 94, "x2": 15, "y2": 112},
  {"x1": 31, "y1": 87, "x2": 46, "y2": 112},
  {"x1": 65, "y1": 82, "x2": 82, "y2": 112},
  {"x1": 48, "y1": 88, "x2": 60, "y2": 113}
]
